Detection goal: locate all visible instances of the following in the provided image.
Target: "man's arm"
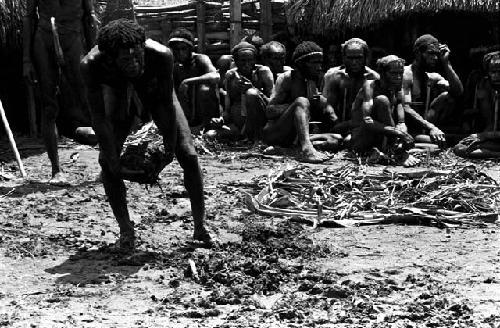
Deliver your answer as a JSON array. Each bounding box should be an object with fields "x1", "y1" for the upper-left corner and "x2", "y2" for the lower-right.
[
  {"x1": 181, "y1": 54, "x2": 220, "y2": 87},
  {"x1": 151, "y1": 43, "x2": 178, "y2": 152},
  {"x1": 22, "y1": 0, "x2": 38, "y2": 83},
  {"x1": 439, "y1": 44, "x2": 464, "y2": 97},
  {"x1": 266, "y1": 72, "x2": 289, "y2": 119},
  {"x1": 259, "y1": 66, "x2": 275, "y2": 99},
  {"x1": 81, "y1": 54, "x2": 122, "y2": 177},
  {"x1": 82, "y1": 0, "x2": 98, "y2": 52}
]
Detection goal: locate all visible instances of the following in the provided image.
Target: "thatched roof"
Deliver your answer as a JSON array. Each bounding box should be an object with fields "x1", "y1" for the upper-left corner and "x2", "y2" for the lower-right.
[
  {"x1": 0, "y1": 0, "x2": 24, "y2": 49},
  {"x1": 285, "y1": 0, "x2": 500, "y2": 36}
]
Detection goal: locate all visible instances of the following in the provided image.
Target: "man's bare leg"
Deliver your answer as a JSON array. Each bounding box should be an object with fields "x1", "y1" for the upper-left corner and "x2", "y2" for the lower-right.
[
  {"x1": 171, "y1": 105, "x2": 212, "y2": 244},
  {"x1": 99, "y1": 119, "x2": 135, "y2": 250},
  {"x1": 263, "y1": 97, "x2": 328, "y2": 163},
  {"x1": 244, "y1": 88, "x2": 267, "y2": 141}
]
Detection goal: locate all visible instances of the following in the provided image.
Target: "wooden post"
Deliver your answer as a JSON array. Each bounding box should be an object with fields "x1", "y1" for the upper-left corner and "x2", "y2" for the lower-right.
[
  {"x1": 260, "y1": 0, "x2": 272, "y2": 42},
  {"x1": 0, "y1": 99, "x2": 27, "y2": 178},
  {"x1": 160, "y1": 19, "x2": 173, "y2": 45},
  {"x1": 196, "y1": 0, "x2": 206, "y2": 53},
  {"x1": 26, "y1": 83, "x2": 38, "y2": 137},
  {"x1": 230, "y1": 0, "x2": 242, "y2": 49}
]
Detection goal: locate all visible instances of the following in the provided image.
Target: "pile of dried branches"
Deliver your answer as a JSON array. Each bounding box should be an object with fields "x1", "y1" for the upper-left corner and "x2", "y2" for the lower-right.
[{"x1": 244, "y1": 164, "x2": 500, "y2": 228}]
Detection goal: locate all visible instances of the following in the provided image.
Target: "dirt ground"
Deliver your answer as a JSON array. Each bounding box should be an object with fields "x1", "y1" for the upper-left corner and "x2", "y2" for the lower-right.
[{"x1": 0, "y1": 136, "x2": 499, "y2": 328}]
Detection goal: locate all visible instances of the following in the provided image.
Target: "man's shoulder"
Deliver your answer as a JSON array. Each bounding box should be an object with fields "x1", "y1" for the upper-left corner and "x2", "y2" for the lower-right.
[
  {"x1": 403, "y1": 64, "x2": 414, "y2": 81},
  {"x1": 255, "y1": 64, "x2": 272, "y2": 74},
  {"x1": 145, "y1": 39, "x2": 172, "y2": 57},
  {"x1": 325, "y1": 65, "x2": 346, "y2": 77}
]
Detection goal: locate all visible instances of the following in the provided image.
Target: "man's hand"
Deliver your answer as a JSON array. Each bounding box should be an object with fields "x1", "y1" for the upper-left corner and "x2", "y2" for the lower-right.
[
  {"x1": 23, "y1": 61, "x2": 37, "y2": 84},
  {"x1": 397, "y1": 130, "x2": 415, "y2": 149},
  {"x1": 429, "y1": 126, "x2": 446, "y2": 147},
  {"x1": 439, "y1": 44, "x2": 451, "y2": 66},
  {"x1": 395, "y1": 122, "x2": 408, "y2": 134},
  {"x1": 236, "y1": 78, "x2": 253, "y2": 94},
  {"x1": 210, "y1": 116, "x2": 224, "y2": 128}
]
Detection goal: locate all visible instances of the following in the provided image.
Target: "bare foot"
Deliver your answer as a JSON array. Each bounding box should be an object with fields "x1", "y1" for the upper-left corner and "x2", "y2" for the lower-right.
[
  {"x1": 48, "y1": 172, "x2": 70, "y2": 186},
  {"x1": 297, "y1": 147, "x2": 329, "y2": 163},
  {"x1": 193, "y1": 226, "x2": 215, "y2": 248},
  {"x1": 400, "y1": 152, "x2": 421, "y2": 167}
]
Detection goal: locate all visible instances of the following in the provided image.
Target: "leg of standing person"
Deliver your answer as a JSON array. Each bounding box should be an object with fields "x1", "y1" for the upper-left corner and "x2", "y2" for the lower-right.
[
  {"x1": 150, "y1": 94, "x2": 212, "y2": 244},
  {"x1": 33, "y1": 31, "x2": 63, "y2": 180}
]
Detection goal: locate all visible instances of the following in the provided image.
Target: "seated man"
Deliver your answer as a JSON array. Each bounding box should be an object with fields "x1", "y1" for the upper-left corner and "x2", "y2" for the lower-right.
[
  {"x1": 403, "y1": 34, "x2": 463, "y2": 135},
  {"x1": 214, "y1": 41, "x2": 274, "y2": 141},
  {"x1": 81, "y1": 19, "x2": 212, "y2": 250},
  {"x1": 263, "y1": 41, "x2": 340, "y2": 163},
  {"x1": 351, "y1": 55, "x2": 442, "y2": 166},
  {"x1": 168, "y1": 28, "x2": 220, "y2": 130},
  {"x1": 260, "y1": 41, "x2": 291, "y2": 82},
  {"x1": 454, "y1": 51, "x2": 500, "y2": 158},
  {"x1": 215, "y1": 54, "x2": 234, "y2": 112},
  {"x1": 322, "y1": 38, "x2": 380, "y2": 144}
]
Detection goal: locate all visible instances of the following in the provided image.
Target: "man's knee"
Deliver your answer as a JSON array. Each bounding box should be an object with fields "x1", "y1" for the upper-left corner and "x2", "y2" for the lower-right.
[
  {"x1": 294, "y1": 97, "x2": 311, "y2": 110},
  {"x1": 374, "y1": 95, "x2": 390, "y2": 106},
  {"x1": 245, "y1": 87, "x2": 261, "y2": 101},
  {"x1": 197, "y1": 84, "x2": 213, "y2": 100}
]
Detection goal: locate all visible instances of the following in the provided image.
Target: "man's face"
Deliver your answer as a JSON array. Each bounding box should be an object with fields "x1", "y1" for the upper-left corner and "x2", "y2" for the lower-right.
[
  {"x1": 263, "y1": 46, "x2": 286, "y2": 74},
  {"x1": 235, "y1": 50, "x2": 256, "y2": 76},
  {"x1": 115, "y1": 45, "x2": 145, "y2": 79},
  {"x1": 301, "y1": 54, "x2": 323, "y2": 80},
  {"x1": 171, "y1": 42, "x2": 192, "y2": 64},
  {"x1": 343, "y1": 44, "x2": 365, "y2": 75},
  {"x1": 420, "y1": 44, "x2": 440, "y2": 70},
  {"x1": 488, "y1": 60, "x2": 500, "y2": 88},
  {"x1": 383, "y1": 61, "x2": 404, "y2": 90}
]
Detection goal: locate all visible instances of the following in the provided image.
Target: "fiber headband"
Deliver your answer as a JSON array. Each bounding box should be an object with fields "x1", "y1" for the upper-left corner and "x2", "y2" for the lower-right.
[
  {"x1": 168, "y1": 37, "x2": 194, "y2": 48},
  {"x1": 294, "y1": 51, "x2": 323, "y2": 63}
]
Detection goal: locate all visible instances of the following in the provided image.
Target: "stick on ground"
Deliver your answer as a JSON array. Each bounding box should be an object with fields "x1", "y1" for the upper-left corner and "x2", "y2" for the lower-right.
[{"x1": 0, "y1": 99, "x2": 27, "y2": 178}]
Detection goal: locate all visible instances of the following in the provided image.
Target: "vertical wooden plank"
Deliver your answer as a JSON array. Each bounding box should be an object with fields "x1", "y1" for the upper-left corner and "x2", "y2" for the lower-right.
[
  {"x1": 160, "y1": 18, "x2": 172, "y2": 45},
  {"x1": 230, "y1": 0, "x2": 241, "y2": 48},
  {"x1": 196, "y1": 0, "x2": 206, "y2": 53},
  {"x1": 260, "y1": 0, "x2": 272, "y2": 42}
]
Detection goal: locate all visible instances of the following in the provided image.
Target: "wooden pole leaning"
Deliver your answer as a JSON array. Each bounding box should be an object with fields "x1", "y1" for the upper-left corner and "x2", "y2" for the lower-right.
[{"x1": 0, "y1": 99, "x2": 27, "y2": 178}]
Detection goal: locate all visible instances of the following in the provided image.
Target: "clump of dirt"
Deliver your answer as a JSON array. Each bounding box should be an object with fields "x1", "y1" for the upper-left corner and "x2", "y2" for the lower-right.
[{"x1": 191, "y1": 221, "x2": 335, "y2": 304}]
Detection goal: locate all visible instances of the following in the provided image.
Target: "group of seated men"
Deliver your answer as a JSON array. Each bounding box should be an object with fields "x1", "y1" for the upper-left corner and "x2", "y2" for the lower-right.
[{"x1": 167, "y1": 28, "x2": 500, "y2": 165}]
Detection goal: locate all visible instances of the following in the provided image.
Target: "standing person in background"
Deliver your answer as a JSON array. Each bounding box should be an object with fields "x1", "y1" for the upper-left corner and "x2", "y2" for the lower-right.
[
  {"x1": 23, "y1": 0, "x2": 98, "y2": 184},
  {"x1": 168, "y1": 28, "x2": 220, "y2": 133}
]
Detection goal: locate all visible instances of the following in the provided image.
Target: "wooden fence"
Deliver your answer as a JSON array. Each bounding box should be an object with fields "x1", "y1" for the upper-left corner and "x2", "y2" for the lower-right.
[{"x1": 135, "y1": 0, "x2": 286, "y2": 60}]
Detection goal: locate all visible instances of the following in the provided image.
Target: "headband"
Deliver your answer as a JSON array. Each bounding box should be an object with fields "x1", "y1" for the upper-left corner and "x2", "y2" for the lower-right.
[
  {"x1": 168, "y1": 37, "x2": 194, "y2": 48},
  {"x1": 294, "y1": 51, "x2": 323, "y2": 63}
]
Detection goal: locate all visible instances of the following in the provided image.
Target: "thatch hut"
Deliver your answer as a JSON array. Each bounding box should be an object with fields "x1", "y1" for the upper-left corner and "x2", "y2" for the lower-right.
[{"x1": 286, "y1": 0, "x2": 499, "y2": 78}]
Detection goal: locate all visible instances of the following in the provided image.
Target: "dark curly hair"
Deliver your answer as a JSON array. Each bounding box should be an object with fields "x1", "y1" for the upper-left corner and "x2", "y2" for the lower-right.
[
  {"x1": 292, "y1": 41, "x2": 323, "y2": 64},
  {"x1": 97, "y1": 19, "x2": 145, "y2": 56}
]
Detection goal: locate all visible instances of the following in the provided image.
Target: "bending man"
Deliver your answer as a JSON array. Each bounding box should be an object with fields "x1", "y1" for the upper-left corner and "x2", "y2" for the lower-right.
[{"x1": 81, "y1": 19, "x2": 212, "y2": 250}]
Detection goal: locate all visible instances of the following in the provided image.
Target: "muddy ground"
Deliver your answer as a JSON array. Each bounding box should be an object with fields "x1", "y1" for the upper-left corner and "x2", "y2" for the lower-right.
[{"x1": 0, "y1": 137, "x2": 499, "y2": 328}]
